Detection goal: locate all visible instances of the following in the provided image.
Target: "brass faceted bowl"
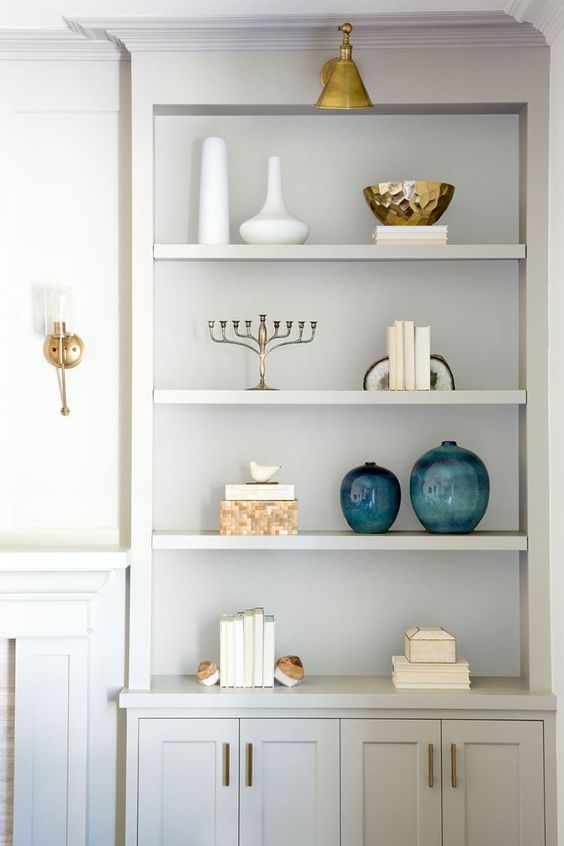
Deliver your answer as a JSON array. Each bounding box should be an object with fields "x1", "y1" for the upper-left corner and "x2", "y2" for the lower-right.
[{"x1": 363, "y1": 180, "x2": 455, "y2": 226}]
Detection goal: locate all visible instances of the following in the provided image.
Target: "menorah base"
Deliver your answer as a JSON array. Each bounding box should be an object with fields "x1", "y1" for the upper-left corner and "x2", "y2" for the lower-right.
[{"x1": 247, "y1": 382, "x2": 278, "y2": 391}]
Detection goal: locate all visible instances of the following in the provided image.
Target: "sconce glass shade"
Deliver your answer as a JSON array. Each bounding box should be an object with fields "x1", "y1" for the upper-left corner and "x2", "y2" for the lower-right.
[
  {"x1": 315, "y1": 23, "x2": 373, "y2": 110},
  {"x1": 44, "y1": 287, "x2": 72, "y2": 334}
]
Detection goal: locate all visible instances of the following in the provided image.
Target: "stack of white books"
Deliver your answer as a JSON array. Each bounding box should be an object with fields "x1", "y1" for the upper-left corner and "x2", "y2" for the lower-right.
[
  {"x1": 220, "y1": 608, "x2": 275, "y2": 688},
  {"x1": 387, "y1": 320, "x2": 430, "y2": 390},
  {"x1": 372, "y1": 225, "x2": 448, "y2": 246},
  {"x1": 392, "y1": 655, "x2": 471, "y2": 689},
  {"x1": 225, "y1": 483, "x2": 295, "y2": 501}
]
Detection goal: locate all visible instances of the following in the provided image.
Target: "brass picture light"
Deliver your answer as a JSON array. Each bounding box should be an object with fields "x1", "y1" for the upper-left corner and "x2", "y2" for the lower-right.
[{"x1": 315, "y1": 23, "x2": 373, "y2": 110}]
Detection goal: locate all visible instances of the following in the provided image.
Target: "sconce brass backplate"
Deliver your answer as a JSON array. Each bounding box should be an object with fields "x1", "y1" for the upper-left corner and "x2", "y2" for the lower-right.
[
  {"x1": 44, "y1": 334, "x2": 85, "y2": 369},
  {"x1": 320, "y1": 58, "x2": 338, "y2": 86}
]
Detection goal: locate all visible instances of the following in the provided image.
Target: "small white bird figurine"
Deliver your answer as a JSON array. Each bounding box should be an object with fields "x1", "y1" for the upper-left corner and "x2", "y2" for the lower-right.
[{"x1": 250, "y1": 460, "x2": 282, "y2": 483}]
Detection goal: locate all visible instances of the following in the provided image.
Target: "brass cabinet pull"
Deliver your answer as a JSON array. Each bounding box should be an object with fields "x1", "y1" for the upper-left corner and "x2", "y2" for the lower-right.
[
  {"x1": 428, "y1": 743, "x2": 434, "y2": 788},
  {"x1": 451, "y1": 743, "x2": 457, "y2": 788},
  {"x1": 246, "y1": 743, "x2": 253, "y2": 787},
  {"x1": 223, "y1": 743, "x2": 230, "y2": 787}
]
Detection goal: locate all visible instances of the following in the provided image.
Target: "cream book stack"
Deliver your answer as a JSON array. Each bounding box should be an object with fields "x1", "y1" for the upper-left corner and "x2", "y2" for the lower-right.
[
  {"x1": 373, "y1": 225, "x2": 448, "y2": 246},
  {"x1": 392, "y1": 656, "x2": 470, "y2": 689}
]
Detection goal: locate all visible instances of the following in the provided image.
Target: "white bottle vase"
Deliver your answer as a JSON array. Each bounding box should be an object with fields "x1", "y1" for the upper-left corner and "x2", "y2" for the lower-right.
[
  {"x1": 240, "y1": 156, "x2": 310, "y2": 245},
  {"x1": 198, "y1": 136, "x2": 230, "y2": 245}
]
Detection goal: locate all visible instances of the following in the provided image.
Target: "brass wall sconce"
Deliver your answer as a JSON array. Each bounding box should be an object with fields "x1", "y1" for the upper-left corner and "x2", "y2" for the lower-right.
[
  {"x1": 44, "y1": 288, "x2": 85, "y2": 416},
  {"x1": 315, "y1": 23, "x2": 373, "y2": 110}
]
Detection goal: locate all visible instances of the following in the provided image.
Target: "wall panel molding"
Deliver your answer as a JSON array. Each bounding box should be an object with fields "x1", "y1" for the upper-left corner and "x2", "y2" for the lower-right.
[{"x1": 13, "y1": 638, "x2": 88, "y2": 846}]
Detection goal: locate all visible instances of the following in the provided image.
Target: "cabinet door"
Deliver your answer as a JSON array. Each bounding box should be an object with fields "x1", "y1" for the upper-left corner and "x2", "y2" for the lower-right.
[
  {"x1": 442, "y1": 720, "x2": 545, "y2": 846},
  {"x1": 137, "y1": 718, "x2": 239, "y2": 846},
  {"x1": 239, "y1": 718, "x2": 339, "y2": 846},
  {"x1": 341, "y1": 719, "x2": 442, "y2": 846}
]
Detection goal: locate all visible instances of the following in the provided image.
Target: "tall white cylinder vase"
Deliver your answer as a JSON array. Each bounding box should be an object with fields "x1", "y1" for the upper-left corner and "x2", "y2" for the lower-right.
[
  {"x1": 198, "y1": 136, "x2": 230, "y2": 245},
  {"x1": 240, "y1": 156, "x2": 310, "y2": 245}
]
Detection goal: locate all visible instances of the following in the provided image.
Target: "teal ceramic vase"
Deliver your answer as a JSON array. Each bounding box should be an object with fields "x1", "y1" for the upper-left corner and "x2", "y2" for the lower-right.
[
  {"x1": 410, "y1": 441, "x2": 489, "y2": 533},
  {"x1": 340, "y1": 462, "x2": 401, "y2": 533}
]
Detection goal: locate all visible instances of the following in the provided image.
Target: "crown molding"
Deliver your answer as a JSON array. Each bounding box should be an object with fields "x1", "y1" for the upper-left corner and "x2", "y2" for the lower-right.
[
  {"x1": 505, "y1": 0, "x2": 564, "y2": 44},
  {"x1": 65, "y1": 11, "x2": 547, "y2": 53},
  {"x1": 0, "y1": 28, "x2": 127, "y2": 61}
]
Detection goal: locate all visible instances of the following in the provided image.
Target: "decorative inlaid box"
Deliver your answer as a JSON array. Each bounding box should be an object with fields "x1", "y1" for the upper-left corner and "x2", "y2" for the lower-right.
[
  {"x1": 220, "y1": 500, "x2": 298, "y2": 536},
  {"x1": 404, "y1": 626, "x2": 456, "y2": 663}
]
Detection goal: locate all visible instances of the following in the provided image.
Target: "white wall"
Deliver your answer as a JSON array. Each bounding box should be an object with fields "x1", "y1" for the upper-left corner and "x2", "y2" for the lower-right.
[
  {"x1": 549, "y1": 27, "x2": 564, "y2": 837},
  {"x1": 0, "y1": 60, "x2": 130, "y2": 546},
  {"x1": 0, "y1": 59, "x2": 129, "y2": 844}
]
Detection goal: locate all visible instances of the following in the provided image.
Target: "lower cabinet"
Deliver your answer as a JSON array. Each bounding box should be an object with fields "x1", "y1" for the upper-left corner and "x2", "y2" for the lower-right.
[
  {"x1": 136, "y1": 716, "x2": 546, "y2": 846},
  {"x1": 441, "y1": 720, "x2": 545, "y2": 846},
  {"x1": 341, "y1": 719, "x2": 442, "y2": 846},
  {"x1": 341, "y1": 718, "x2": 545, "y2": 846},
  {"x1": 137, "y1": 717, "x2": 339, "y2": 846},
  {"x1": 137, "y1": 718, "x2": 239, "y2": 846}
]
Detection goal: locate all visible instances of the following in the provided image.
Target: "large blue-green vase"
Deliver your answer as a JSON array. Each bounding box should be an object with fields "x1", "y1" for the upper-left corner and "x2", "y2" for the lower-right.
[
  {"x1": 340, "y1": 462, "x2": 401, "y2": 533},
  {"x1": 410, "y1": 441, "x2": 490, "y2": 534}
]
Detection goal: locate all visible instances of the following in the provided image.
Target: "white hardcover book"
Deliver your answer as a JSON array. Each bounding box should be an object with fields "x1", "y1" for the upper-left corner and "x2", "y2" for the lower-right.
[
  {"x1": 376, "y1": 239, "x2": 447, "y2": 246},
  {"x1": 404, "y1": 320, "x2": 415, "y2": 390},
  {"x1": 220, "y1": 615, "x2": 228, "y2": 688},
  {"x1": 415, "y1": 326, "x2": 431, "y2": 390},
  {"x1": 243, "y1": 609, "x2": 254, "y2": 688},
  {"x1": 376, "y1": 225, "x2": 448, "y2": 235},
  {"x1": 225, "y1": 484, "x2": 295, "y2": 501},
  {"x1": 234, "y1": 613, "x2": 245, "y2": 688},
  {"x1": 394, "y1": 320, "x2": 405, "y2": 390},
  {"x1": 225, "y1": 615, "x2": 234, "y2": 688},
  {"x1": 386, "y1": 326, "x2": 396, "y2": 391},
  {"x1": 263, "y1": 616, "x2": 275, "y2": 688},
  {"x1": 253, "y1": 607, "x2": 264, "y2": 688},
  {"x1": 393, "y1": 679, "x2": 470, "y2": 689}
]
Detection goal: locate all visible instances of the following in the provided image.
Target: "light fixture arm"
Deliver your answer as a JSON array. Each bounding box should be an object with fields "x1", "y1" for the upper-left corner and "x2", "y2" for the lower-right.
[
  {"x1": 338, "y1": 22, "x2": 353, "y2": 61},
  {"x1": 44, "y1": 321, "x2": 85, "y2": 416}
]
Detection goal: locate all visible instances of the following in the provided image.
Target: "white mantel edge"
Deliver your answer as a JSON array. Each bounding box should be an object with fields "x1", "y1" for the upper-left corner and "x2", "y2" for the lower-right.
[{"x1": 0, "y1": 548, "x2": 130, "y2": 635}]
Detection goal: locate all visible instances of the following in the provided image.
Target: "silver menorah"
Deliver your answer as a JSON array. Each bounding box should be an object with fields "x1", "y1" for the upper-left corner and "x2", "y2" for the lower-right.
[{"x1": 208, "y1": 313, "x2": 317, "y2": 390}]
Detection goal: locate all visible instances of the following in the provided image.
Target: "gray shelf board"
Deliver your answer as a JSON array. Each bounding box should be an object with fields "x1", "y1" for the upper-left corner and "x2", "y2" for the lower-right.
[
  {"x1": 152, "y1": 530, "x2": 527, "y2": 552},
  {"x1": 153, "y1": 389, "x2": 526, "y2": 406},
  {"x1": 119, "y1": 674, "x2": 556, "y2": 711},
  {"x1": 154, "y1": 244, "x2": 526, "y2": 262}
]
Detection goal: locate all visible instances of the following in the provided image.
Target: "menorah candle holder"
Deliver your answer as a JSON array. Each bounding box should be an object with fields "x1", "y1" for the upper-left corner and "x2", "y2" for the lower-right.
[{"x1": 208, "y1": 313, "x2": 317, "y2": 390}]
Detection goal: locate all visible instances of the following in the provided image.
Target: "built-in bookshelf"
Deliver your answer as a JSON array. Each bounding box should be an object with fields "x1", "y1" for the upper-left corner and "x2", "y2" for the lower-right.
[{"x1": 125, "y1": 58, "x2": 551, "y2": 709}]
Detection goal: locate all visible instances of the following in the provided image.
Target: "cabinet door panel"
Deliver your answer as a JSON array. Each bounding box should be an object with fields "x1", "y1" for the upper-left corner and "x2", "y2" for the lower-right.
[
  {"x1": 138, "y1": 718, "x2": 239, "y2": 846},
  {"x1": 240, "y1": 718, "x2": 339, "y2": 846},
  {"x1": 341, "y1": 719, "x2": 441, "y2": 846},
  {"x1": 442, "y1": 720, "x2": 544, "y2": 846}
]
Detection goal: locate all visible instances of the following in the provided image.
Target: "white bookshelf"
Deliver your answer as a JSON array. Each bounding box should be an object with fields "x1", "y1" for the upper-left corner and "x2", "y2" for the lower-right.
[
  {"x1": 154, "y1": 244, "x2": 526, "y2": 262},
  {"x1": 152, "y1": 529, "x2": 527, "y2": 552},
  {"x1": 124, "y1": 39, "x2": 555, "y2": 846},
  {"x1": 128, "y1": 60, "x2": 551, "y2": 707},
  {"x1": 154, "y1": 389, "x2": 526, "y2": 406}
]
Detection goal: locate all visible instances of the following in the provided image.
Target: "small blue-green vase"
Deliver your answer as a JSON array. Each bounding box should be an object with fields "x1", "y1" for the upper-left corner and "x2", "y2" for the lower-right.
[
  {"x1": 340, "y1": 462, "x2": 401, "y2": 533},
  {"x1": 410, "y1": 441, "x2": 490, "y2": 534}
]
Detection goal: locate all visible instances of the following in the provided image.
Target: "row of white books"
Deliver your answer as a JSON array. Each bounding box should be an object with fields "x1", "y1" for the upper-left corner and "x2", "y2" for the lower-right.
[
  {"x1": 225, "y1": 483, "x2": 295, "y2": 501},
  {"x1": 373, "y1": 225, "x2": 448, "y2": 246},
  {"x1": 220, "y1": 608, "x2": 275, "y2": 688},
  {"x1": 392, "y1": 655, "x2": 471, "y2": 689},
  {"x1": 386, "y1": 320, "x2": 431, "y2": 391}
]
